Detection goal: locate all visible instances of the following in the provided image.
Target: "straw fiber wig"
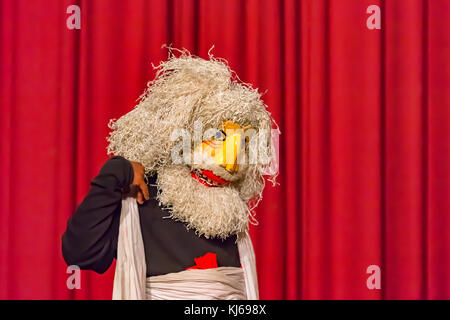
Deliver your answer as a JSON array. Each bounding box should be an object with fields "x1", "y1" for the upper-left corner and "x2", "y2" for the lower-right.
[{"x1": 107, "y1": 49, "x2": 278, "y2": 239}]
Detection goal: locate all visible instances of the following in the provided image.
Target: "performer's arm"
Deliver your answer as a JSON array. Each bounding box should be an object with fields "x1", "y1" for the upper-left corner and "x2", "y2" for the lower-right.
[{"x1": 61, "y1": 156, "x2": 134, "y2": 273}]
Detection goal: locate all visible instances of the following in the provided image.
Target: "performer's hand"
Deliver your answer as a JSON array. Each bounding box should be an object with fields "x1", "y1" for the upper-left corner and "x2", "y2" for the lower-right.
[{"x1": 130, "y1": 161, "x2": 150, "y2": 205}]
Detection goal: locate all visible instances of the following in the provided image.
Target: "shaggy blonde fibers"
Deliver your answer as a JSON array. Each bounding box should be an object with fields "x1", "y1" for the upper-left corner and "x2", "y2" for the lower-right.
[
  {"x1": 157, "y1": 165, "x2": 252, "y2": 239},
  {"x1": 107, "y1": 49, "x2": 278, "y2": 238}
]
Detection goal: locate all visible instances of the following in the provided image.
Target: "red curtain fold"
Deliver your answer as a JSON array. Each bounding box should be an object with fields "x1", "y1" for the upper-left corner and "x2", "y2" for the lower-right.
[{"x1": 0, "y1": 0, "x2": 448, "y2": 299}]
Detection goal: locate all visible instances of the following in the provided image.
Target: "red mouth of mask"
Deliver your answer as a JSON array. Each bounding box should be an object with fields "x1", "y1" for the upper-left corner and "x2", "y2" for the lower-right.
[{"x1": 191, "y1": 169, "x2": 230, "y2": 187}]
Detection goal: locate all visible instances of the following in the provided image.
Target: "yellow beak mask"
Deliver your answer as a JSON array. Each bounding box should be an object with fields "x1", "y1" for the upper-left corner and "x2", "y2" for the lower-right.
[{"x1": 191, "y1": 121, "x2": 251, "y2": 187}]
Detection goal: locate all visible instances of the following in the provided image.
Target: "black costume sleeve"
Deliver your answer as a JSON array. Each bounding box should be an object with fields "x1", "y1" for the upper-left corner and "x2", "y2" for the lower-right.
[{"x1": 61, "y1": 156, "x2": 134, "y2": 273}]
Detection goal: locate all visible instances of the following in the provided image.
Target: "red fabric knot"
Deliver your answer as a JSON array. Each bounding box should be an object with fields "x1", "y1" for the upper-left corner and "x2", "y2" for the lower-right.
[{"x1": 186, "y1": 252, "x2": 218, "y2": 270}]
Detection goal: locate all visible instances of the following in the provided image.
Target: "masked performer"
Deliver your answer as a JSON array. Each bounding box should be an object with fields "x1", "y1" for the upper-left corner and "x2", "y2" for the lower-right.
[{"x1": 62, "y1": 50, "x2": 278, "y2": 300}]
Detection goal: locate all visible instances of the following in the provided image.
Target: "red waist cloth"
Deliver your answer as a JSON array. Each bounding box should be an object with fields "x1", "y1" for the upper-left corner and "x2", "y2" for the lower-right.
[{"x1": 186, "y1": 252, "x2": 218, "y2": 270}]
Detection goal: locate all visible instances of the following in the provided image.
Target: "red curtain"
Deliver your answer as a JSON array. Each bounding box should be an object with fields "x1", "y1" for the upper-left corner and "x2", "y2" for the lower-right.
[{"x1": 0, "y1": 0, "x2": 449, "y2": 300}]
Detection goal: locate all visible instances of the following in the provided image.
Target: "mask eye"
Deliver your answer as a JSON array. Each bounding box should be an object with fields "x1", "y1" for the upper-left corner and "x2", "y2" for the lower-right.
[{"x1": 215, "y1": 130, "x2": 226, "y2": 141}]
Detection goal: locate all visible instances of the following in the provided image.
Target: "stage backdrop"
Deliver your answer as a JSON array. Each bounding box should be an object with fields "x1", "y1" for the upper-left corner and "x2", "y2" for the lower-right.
[{"x1": 0, "y1": 0, "x2": 449, "y2": 299}]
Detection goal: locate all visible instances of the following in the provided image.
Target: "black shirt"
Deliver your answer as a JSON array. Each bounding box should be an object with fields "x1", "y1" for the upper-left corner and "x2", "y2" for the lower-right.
[{"x1": 61, "y1": 156, "x2": 241, "y2": 276}]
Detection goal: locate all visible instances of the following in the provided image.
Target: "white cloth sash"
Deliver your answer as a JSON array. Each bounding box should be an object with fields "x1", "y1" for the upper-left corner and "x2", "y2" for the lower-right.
[
  {"x1": 112, "y1": 197, "x2": 259, "y2": 300},
  {"x1": 146, "y1": 267, "x2": 246, "y2": 300}
]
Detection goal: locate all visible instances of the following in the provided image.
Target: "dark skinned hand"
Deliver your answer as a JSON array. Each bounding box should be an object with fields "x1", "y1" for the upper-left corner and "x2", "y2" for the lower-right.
[{"x1": 129, "y1": 161, "x2": 150, "y2": 204}]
